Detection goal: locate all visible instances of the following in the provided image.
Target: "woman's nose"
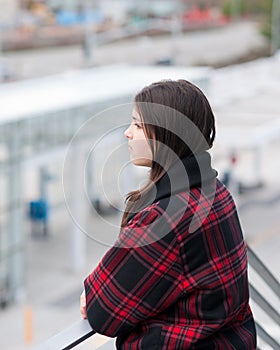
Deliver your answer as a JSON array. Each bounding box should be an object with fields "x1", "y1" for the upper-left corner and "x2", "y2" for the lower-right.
[{"x1": 124, "y1": 125, "x2": 132, "y2": 139}]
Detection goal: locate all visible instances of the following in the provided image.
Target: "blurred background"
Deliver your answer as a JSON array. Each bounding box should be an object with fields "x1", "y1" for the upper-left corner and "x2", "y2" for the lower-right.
[{"x1": 0, "y1": 0, "x2": 280, "y2": 349}]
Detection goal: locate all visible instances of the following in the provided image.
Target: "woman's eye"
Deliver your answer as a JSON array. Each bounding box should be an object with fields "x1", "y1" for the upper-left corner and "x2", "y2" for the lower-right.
[{"x1": 134, "y1": 122, "x2": 142, "y2": 129}]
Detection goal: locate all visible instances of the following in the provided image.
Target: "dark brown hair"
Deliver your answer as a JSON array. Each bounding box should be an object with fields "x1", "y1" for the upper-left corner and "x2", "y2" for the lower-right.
[{"x1": 121, "y1": 79, "x2": 216, "y2": 227}]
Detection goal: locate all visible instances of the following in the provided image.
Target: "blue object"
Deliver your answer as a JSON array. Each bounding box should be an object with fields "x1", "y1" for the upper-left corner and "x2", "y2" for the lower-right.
[
  {"x1": 56, "y1": 10, "x2": 104, "y2": 26},
  {"x1": 56, "y1": 11, "x2": 78, "y2": 26},
  {"x1": 29, "y1": 199, "x2": 49, "y2": 222}
]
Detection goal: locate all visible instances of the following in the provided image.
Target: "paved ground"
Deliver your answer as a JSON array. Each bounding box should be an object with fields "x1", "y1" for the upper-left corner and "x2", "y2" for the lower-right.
[{"x1": 0, "y1": 21, "x2": 279, "y2": 350}]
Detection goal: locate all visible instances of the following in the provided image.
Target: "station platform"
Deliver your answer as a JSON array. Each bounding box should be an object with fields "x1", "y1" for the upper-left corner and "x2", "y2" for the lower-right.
[{"x1": 1, "y1": 40, "x2": 279, "y2": 350}]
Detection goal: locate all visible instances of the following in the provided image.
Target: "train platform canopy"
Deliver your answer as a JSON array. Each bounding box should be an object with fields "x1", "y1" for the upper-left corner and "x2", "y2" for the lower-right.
[{"x1": 0, "y1": 64, "x2": 210, "y2": 125}]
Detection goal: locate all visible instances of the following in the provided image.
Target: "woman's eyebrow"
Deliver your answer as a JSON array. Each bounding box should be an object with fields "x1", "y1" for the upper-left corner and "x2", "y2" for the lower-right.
[{"x1": 132, "y1": 116, "x2": 141, "y2": 122}]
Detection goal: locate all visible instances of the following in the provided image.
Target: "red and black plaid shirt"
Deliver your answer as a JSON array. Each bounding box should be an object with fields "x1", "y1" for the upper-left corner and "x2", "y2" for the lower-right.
[{"x1": 84, "y1": 154, "x2": 256, "y2": 349}]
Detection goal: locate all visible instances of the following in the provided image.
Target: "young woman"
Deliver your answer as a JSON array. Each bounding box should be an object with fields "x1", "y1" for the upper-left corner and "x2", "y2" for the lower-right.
[{"x1": 80, "y1": 80, "x2": 256, "y2": 349}]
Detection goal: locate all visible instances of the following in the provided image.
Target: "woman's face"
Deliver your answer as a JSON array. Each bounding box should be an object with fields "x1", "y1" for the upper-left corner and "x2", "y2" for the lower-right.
[{"x1": 124, "y1": 108, "x2": 153, "y2": 167}]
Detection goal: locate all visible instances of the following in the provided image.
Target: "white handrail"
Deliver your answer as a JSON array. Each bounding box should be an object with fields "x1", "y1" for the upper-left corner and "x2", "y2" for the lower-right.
[{"x1": 33, "y1": 319, "x2": 95, "y2": 350}]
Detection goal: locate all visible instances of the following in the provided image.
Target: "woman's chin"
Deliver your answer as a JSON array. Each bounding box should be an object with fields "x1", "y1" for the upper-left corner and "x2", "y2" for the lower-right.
[{"x1": 131, "y1": 157, "x2": 152, "y2": 167}]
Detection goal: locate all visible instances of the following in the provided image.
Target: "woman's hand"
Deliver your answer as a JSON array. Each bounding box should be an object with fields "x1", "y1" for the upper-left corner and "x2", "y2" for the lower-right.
[{"x1": 80, "y1": 290, "x2": 87, "y2": 319}]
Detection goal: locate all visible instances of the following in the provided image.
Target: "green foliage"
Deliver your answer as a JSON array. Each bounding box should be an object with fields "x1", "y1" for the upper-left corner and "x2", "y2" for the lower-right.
[
  {"x1": 223, "y1": 0, "x2": 272, "y2": 17},
  {"x1": 222, "y1": 0, "x2": 279, "y2": 51},
  {"x1": 261, "y1": 19, "x2": 272, "y2": 39},
  {"x1": 245, "y1": 0, "x2": 272, "y2": 14},
  {"x1": 223, "y1": 1, "x2": 231, "y2": 17},
  {"x1": 223, "y1": 0, "x2": 246, "y2": 17}
]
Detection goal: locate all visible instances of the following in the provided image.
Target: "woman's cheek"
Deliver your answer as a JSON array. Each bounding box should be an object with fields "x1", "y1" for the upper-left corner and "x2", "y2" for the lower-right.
[{"x1": 130, "y1": 139, "x2": 152, "y2": 166}]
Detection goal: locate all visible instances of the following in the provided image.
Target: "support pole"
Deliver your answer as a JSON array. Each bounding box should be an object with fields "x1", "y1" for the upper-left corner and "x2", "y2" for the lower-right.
[
  {"x1": 8, "y1": 126, "x2": 24, "y2": 302},
  {"x1": 82, "y1": 0, "x2": 95, "y2": 66},
  {"x1": 70, "y1": 144, "x2": 86, "y2": 271},
  {"x1": 171, "y1": 0, "x2": 183, "y2": 64},
  {"x1": 253, "y1": 145, "x2": 264, "y2": 186}
]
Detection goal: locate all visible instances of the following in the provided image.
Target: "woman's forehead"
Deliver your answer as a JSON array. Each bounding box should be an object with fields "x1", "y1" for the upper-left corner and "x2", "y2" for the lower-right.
[{"x1": 132, "y1": 108, "x2": 141, "y2": 120}]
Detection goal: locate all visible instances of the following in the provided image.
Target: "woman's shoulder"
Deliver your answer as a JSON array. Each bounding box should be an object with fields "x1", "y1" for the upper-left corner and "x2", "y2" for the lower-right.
[
  {"x1": 124, "y1": 179, "x2": 237, "y2": 234},
  {"x1": 120, "y1": 200, "x2": 178, "y2": 248},
  {"x1": 127, "y1": 180, "x2": 233, "y2": 220}
]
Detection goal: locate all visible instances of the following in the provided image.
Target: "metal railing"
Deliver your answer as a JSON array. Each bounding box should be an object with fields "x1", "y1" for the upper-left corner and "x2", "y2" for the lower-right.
[
  {"x1": 247, "y1": 245, "x2": 280, "y2": 350},
  {"x1": 33, "y1": 319, "x2": 95, "y2": 350},
  {"x1": 34, "y1": 245, "x2": 280, "y2": 350}
]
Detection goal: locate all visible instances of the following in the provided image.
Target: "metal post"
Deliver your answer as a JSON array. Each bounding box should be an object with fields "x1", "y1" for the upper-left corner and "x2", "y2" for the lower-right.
[
  {"x1": 171, "y1": 0, "x2": 183, "y2": 63},
  {"x1": 82, "y1": 0, "x2": 94, "y2": 65},
  {"x1": 39, "y1": 167, "x2": 48, "y2": 199},
  {"x1": 7, "y1": 125, "x2": 25, "y2": 302},
  {"x1": 253, "y1": 145, "x2": 264, "y2": 186},
  {"x1": 39, "y1": 166, "x2": 49, "y2": 236},
  {"x1": 227, "y1": 149, "x2": 239, "y2": 198},
  {"x1": 70, "y1": 143, "x2": 86, "y2": 271}
]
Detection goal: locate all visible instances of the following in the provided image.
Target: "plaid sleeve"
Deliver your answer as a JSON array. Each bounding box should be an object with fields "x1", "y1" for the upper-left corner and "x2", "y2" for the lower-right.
[{"x1": 84, "y1": 202, "x2": 184, "y2": 337}]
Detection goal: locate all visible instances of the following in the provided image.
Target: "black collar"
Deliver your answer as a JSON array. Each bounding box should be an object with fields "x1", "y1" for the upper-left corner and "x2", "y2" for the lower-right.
[
  {"x1": 154, "y1": 151, "x2": 217, "y2": 202},
  {"x1": 126, "y1": 152, "x2": 217, "y2": 223}
]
